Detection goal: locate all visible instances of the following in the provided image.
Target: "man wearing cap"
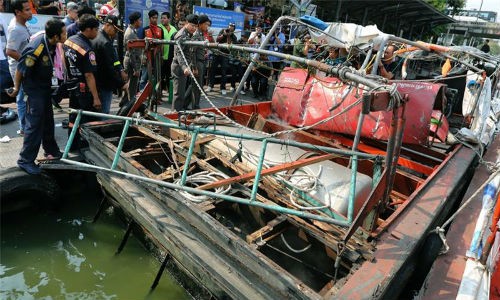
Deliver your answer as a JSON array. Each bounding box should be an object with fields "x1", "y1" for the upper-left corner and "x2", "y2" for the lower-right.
[
  {"x1": 189, "y1": 14, "x2": 210, "y2": 109},
  {"x1": 121, "y1": 11, "x2": 141, "y2": 106},
  {"x1": 208, "y1": 22, "x2": 237, "y2": 95},
  {"x1": 91, "y1": 15, "x2": 127, "y2": 114},
  {"x1": 8, "y1": 19, "x2": 67, "y2": 174},
  {"x1": 158, "y1": 12, "x2": 177, "y2": 96},
  {"x1": 63, "y1": 14, "x2": 100, "y2": 150},
  {"x1": 63, "y1": 2, "x2": 78, "y2": 27},
  {"x1": 171, "y1": 13, "x2": 197, "y2": 111}
]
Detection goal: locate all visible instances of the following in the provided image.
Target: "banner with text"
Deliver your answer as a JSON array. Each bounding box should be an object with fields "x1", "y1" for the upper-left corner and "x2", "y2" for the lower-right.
[{"x1": 193, "y1": 6, "x2": 244, "y2": 39}]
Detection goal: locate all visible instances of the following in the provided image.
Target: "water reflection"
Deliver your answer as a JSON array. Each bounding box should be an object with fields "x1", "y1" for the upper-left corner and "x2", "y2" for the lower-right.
[{"x1": 0, "y1": 191, "x2": 190, "y2": 300}]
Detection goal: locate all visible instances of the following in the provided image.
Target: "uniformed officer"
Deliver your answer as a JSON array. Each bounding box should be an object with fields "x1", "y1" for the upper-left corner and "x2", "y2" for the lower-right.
[
  {"x1": 91, "y1": 14, "x2": 127, "y2": 114},
  {"x1": 190, "y1": 14, "x2": 210, "y2": 110},
  {"x1": 62, "y1": 14, "x2": 100, "y2": 150},
  {"x1": 171, "y1": 13, "x2": 198, "y2": 111},
  {"x1": 8, "y1": 19, "x2": 67, "y2": 174}
]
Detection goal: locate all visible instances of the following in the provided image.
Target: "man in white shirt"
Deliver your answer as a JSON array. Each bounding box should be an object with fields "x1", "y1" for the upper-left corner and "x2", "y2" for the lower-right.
[{"x1": 6, "y1": 0, "x2": 32, "y2": 135}]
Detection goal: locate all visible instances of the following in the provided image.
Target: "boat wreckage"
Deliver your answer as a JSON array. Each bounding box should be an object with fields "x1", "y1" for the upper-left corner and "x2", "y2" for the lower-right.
[{"x1": 52, "y1": 17, "x2": 499, "y2": 299}]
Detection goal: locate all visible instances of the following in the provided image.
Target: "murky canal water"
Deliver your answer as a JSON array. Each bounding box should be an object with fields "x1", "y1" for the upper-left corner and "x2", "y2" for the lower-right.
[{"x1": 0, "y1": 188, "x2": 190, "y2": 300}]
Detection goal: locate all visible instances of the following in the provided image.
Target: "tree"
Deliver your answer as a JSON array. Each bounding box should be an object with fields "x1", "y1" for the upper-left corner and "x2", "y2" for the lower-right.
[{"x1": 446, "y1": 0, "x2": 466, "y2": 15}]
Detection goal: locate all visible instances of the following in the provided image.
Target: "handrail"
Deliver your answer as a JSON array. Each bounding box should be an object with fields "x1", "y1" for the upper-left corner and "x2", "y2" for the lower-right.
[{"x1": 62, "y1": 109, "x2": 380, "y2": 225}]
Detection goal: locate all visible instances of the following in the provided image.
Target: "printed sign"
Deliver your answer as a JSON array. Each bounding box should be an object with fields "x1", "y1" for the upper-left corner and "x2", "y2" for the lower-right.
[
  {"x1": 193, "y1": 6, "x2": 244, "y2": 39},
  {"x1": 0, "y1": 13, "x2": 59, "y2": 35},
  {"x1": 124, "y1": 0, "x2": 170, "y2": 27}
]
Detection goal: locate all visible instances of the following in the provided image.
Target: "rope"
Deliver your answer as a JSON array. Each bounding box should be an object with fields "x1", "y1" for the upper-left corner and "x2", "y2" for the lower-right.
[
  {"x1": 280, "y1": 233, "x2": 312, "y2": 253},
  {"x1": 432, "y1": 167, "x2": 500, "y2": 255},
  {"x1": 173, "y1": 170, "x2": 232, "y2": 203}
]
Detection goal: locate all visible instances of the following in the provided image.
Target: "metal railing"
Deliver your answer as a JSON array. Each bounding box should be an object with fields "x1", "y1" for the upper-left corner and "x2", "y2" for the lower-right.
[{"x1": 61, "y1": 109, "x2": 383, "y2": 226}]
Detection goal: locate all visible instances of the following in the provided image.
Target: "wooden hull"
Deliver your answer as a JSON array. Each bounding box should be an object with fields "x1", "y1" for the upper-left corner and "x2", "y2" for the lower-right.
[{"x1": 78, "y1": 100, "x2": 476, "y2": 299}]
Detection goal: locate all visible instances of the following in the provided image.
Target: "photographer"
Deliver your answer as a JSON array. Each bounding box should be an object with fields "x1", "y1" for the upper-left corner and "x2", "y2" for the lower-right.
[
  {"x1": 268, "y1": 27, "x2": 285, "y2": 80},
  {"x1": 248, "y1": 23, "x2": 264, "y2": 47},
  {"x1": 209, "y1": 23, "x2": 237, "y2": 95},
  {"x1": 291, "y1": 33, "x2": 315, "y2": 69}
]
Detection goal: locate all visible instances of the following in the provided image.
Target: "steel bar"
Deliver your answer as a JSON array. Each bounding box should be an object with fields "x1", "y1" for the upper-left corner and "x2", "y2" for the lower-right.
[
  {"x1": 62, "y1": 111, "x2": 82, "y2": 159},
  {"x1": 150, "y1": 253, "x2": 171, "y2": 290},
  {"x1": 115, "y1": 220, "x2": 134, "y2": 255},
  {"x1": 141, "y1": 39, "x2": 389, "y2": 90},
  {"x1": 66, "y1": 109, "x2": 379, "y2": 160},
  {"x1": 60, "y1": 158, "x2": 352, "y2": 226},
  {"x1": 180, "y1": 129, "x2": 199, "y2": 185},
  {"x1": 251, "y1": 139, "x2": 268, "y2": 202},
  {"x1": 111, "y1": 119, "x2": 131, "y2": 170}
]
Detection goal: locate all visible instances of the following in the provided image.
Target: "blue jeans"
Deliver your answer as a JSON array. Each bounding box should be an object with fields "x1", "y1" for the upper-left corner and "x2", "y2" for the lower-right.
[
  {"x1": 98, "y1": 89, "x2": 113, "y2": 114},
  {"x1": 16, "y1": 86, "x2": 26, "y2": 132},
  {"x1": 139, "y1": 65, "x2": 148, "y2": 91}
]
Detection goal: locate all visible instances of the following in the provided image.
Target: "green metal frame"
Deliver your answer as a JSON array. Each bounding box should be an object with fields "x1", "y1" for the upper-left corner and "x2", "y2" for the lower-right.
[{"x1": 63, "y1": 109, "x2": 384, "y2": 226}]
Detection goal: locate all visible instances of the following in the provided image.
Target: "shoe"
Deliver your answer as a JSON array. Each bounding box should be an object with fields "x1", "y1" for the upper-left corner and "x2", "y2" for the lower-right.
[
  {"x1": 229, "y1": 87, "x2": 235, "y2": 92},
  {"x1": 239, "y1": 90, "x2": 246, "y2": 95},
  {"x1": 18, "y1": 162, "x2": 41, "y2": 175},
  {"x1": 206, "y1": 86, "x2": 212, "y2": 92},
  {"x1": 44, "y1": 151, "x2": 63, "y2": 160},
  {"x1": 221, "y1": 90, "x2": 227, "y2": 95},
  {"x1": 16, "y1": 129, "x2": 24, "y2": 136},
  {"x1": 62, "y1": 119, "x2": 69, "y2": 129}
]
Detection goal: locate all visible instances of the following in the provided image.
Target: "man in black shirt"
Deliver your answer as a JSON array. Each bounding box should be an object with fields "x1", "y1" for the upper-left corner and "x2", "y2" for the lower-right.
[
  {"x1": 91, "y1": 15, "x2": 127, "y2": 114},
  {"x1": 480, "y1": 39, "x2": 490, "y2": 53},
  {"x1": 63, "y1": 14, "x2": 100, "y2": 150}
]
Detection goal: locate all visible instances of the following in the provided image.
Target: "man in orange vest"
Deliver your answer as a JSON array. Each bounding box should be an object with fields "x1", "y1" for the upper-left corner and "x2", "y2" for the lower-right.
[{"x1": 139, "y1": 9, "x2": 163, "y2": 92}]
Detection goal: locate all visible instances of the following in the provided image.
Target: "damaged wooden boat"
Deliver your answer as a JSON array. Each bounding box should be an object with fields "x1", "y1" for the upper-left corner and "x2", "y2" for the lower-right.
[{"x1": 57, "y1": 17, "x2": 500, "y2": 299}]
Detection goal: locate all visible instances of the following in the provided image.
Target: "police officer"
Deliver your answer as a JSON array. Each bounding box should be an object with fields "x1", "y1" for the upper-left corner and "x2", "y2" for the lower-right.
[
  {"x1": 8, "y1": 19, "x2": 67, "y2": 174},
  {"x1": 171, "y1": 13, "x2": 198, "y2": 111},
  {"x1": 63, "y1": 14, "x2": 100, "y2": 150},
  {"x1": 190, "y1": 14, "x2": 210, "y2": 110},
  {"x1": 91, "y1": 15, "x2": 127, "y2": 114}
]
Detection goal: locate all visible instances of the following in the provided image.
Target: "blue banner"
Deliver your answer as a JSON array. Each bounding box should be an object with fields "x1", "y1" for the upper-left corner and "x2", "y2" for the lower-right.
[
  {"x1": 125, "y1": 0, "x2": 170, "y2": 27},
  {"x1": 193, "y1": 6, "x2": 244, "y2": 38}
]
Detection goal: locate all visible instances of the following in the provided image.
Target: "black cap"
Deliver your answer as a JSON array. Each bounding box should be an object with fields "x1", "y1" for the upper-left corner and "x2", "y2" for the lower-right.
[
  {"x1": 104, "y1": 15, "x2": 123, "y2": 32},
  {"x1": 198, "y1": 14, "x2": 210, "y2": 25},
  {"x1": 186, "y1": 14, "x2": 198, "y2": 25},
  {"x1": 228, "y1": 22, "x2": 235, "y2": 27}
]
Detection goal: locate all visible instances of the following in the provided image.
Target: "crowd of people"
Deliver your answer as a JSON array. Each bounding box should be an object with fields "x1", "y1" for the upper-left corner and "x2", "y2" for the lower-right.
[{"x1": 1, "y1": 0, "x2": 407, "y2": 175}]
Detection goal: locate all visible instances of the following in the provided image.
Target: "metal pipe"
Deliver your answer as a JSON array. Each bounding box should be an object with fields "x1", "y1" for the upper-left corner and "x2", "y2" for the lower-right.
[
  {"x1": 111, "y1": 119, "x2": 131, "y2": 170},
  {"x1": 251, "y1": 139, "x2": 268, "y2": 202},
  {"x1": 149, "y1": 39, "x2": 386, "y2": 90},
  {"x1": 62, "y1": 111, "x2": 82, "y2": 159},
  {"x1": 66, "y1": 109, "x2": 379, "y2": 160},
  {"x1": 371, "y1": 35, "x2": 389, "y2": 75},
  {"x1": 180, "y1": 129, "x2": 199, "y2": 185},
  {"x1": 359, "y1": 43, "x2": 374, "y2": 71},
  {"x1": 60, "y1": 158, "x2": 352, "y2": 226},
  {"x1": 230, "y1": 15, "x2": 350, "y2": 106}
]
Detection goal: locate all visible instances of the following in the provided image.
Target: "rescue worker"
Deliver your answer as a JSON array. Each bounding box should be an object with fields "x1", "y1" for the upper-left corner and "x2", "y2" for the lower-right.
[
  {"x1": 91, "y1": 14, "x2": 127, "y2": 114},
  {"x1": 63, "y1": 14, "x2": 100, "y2": 150},
  {"x1": 120, "y1": 11, "x2": 142, "y2": 106},
  {"x1": 8, "y1": 19, "x2": 67, "y2": 174},
  {"x1": 158, "y1": 11, "x2": 177, "y2": 95},
  {"x1": 171, "y1": 13, "x2": 197, "y2": 111},
  {"x1": 190, "y1": 14, "x2": 210, "y2": 109}
]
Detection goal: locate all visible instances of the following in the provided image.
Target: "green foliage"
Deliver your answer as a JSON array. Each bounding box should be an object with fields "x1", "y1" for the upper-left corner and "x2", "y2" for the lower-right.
[
  {"x1": 446, "y1": 0, "x2": 466, "y2": 14},
  {"x1": 425, "y1": 0, "x2": 465, "y2": 13},
  {"x1": 426, "y1": 0, "x2": 447, "y2": 11}
]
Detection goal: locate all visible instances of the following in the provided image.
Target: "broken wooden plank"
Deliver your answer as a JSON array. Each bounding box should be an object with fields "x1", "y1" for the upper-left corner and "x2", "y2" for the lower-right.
[{"x1": 246, "y1": 215, "x2": 288, "y2": 244}]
